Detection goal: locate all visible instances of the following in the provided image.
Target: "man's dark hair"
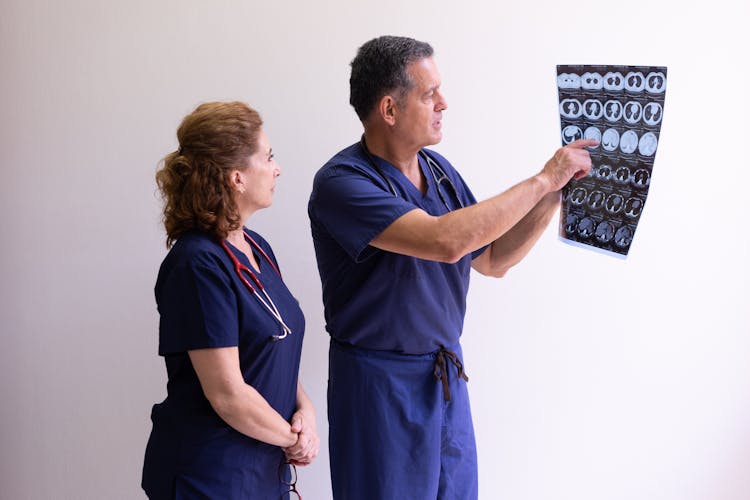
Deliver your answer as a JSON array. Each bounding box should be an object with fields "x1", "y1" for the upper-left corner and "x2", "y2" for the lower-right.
[{"x1": 349, "y1": 36, "x2": 434, "y2": 122}]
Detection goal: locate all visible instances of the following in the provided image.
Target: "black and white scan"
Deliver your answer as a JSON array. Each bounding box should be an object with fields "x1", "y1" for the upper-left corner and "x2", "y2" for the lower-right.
[{"x1": 556, "y1": 65, "x2": 667, "y2": 258}]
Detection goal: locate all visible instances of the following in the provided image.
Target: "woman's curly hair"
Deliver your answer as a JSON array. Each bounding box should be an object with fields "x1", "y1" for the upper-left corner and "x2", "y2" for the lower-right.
[{"x1": 156, "y1": 101, "x2": 263, "y2": 247}]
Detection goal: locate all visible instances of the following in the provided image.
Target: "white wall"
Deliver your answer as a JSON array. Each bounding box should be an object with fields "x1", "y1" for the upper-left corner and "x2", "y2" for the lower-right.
[{"x1": 1, "y1": 0, "x2": 748, "y2": 498}]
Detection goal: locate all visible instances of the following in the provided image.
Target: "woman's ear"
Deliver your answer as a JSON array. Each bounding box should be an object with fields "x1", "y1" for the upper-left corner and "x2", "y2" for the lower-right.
[{"x1": 230, "y1": 169, "x2": 246, "y2": 194}]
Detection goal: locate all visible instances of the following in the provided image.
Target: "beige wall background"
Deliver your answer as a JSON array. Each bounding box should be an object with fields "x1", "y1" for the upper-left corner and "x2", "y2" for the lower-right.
[{"x1": 2, "y1": 0, "x2": 749, "y2": 498}]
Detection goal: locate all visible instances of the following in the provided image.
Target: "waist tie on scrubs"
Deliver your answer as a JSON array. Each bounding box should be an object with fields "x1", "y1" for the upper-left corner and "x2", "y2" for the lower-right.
[{"x1": 433, "y1": 346, "x2": 469, "y2": 401}]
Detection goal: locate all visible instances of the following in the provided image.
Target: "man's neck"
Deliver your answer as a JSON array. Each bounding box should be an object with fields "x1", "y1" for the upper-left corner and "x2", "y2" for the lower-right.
[
  {"x1": 363, "y1": 129, "x2": 426, "y2": 194},
  {"x1": 362, "y1": 129, "x2": 420, "y2": 173}
]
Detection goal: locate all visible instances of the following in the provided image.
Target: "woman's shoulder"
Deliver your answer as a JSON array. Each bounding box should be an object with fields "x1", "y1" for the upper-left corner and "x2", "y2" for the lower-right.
[
  {"x1": 155, "y1": 231, "x2": 229, "y2": 298},
  {"x1": 161, "y1": 231, "x2": 226, "y2": 272},
  {"x1": 172, "y1": 230, "x2": 222, "y2": 255}
]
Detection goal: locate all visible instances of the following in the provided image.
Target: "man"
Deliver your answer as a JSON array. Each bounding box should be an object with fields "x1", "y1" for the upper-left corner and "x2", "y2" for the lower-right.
[{"x1": 308, "y1": 36, "x2": 595, "y2": 499}]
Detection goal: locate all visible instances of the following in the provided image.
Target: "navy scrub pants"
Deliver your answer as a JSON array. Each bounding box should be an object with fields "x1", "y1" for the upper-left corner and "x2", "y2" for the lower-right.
[{"x1": 328, "y1": 339, "x2": 478, "y2": 500}]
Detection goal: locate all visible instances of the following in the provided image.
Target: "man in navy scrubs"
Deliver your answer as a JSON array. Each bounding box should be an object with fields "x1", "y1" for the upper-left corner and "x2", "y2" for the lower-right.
[{"x1": 308, "y1": 36, "x2": 595, "y2": 499}]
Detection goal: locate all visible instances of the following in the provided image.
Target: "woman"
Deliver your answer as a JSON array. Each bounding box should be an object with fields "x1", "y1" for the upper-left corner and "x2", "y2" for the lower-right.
[{"x1": 142, "y1": 101, "x2": 318, "y2": 499}]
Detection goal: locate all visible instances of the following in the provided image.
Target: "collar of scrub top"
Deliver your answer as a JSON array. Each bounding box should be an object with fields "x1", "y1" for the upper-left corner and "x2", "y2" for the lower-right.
[
  {"x1": 220, "y1": 230, "x2": 292, "y2": 341},
  {"x1": 359, "y1": 135, "x2": 464, "y2": 212}
]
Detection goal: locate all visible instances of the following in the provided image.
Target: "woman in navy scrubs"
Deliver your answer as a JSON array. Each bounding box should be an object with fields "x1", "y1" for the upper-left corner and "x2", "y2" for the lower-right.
[{"x1": 142, "y1": 101, "x2": 318, "y2": 499}]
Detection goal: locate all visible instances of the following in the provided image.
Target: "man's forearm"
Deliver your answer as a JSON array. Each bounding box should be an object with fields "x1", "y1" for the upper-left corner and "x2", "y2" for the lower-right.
[{"x1": 479, "y1": 190, "x2": 561, "y2": 276}]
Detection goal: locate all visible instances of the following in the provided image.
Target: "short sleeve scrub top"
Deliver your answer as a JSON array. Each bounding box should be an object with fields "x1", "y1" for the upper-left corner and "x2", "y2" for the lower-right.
[{"x1": 142, "y1": 229, "x2": 305, "y2": 499}]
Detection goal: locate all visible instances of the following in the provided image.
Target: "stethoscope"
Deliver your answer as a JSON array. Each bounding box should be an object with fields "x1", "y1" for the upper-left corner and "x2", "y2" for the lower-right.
[
  {"x1": 221, "y1": 230, "x2": 292, "y2": 341},
  {"x1": 359, "y1": 136, "x2": 464, "y2": 212}
]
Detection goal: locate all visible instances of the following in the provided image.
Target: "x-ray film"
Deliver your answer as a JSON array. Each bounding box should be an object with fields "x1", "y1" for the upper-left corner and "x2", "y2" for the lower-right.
[{"x1": 556, "y1": 65, "x2": 667, "y2": 258}]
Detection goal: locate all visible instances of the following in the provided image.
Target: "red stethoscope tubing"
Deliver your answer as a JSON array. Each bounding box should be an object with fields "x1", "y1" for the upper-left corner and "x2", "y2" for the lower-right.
[{"x1": 221, "y1": 230, "x2": 291, "y2": 340}]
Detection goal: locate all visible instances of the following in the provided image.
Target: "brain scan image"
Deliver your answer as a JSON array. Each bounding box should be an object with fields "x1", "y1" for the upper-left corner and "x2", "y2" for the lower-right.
[
  {"x1": 643, "y1": 102, "x2": 663, "y2": 126},
  {"x1": 623, "y1": 101, "x2": 643, "y2": 124},
  {"x1": 614, "y1": 166, "x2": 631, "y2": 184},
  {"x1": 560, "y1": 99, "x2": 583, "y2": 118},
  {"x1": 558, "y1": 73, "x2": 581, "y2": 89},
  {"x1": 602, "y1": 128, "x2": 620, "y2": 151},
  {"x1": 587, "y1": 190, "x2": 606, "y2": 210},
  {"x1": 581, "y1": 72, "x2": 604, "y2": 90},
  {"x1": 562, "y1": 125, "x2": 583, "y2": 144},
  {"x1": 646, "y1": 72, "x2": 667, "y2": 93},
  {"x1": 577, "y1": 217, "x2": 596, "y2": 238},
  {"x1": 595, "y1": 221, "x2": 615, "y2": 243},
  {"x1": 638, "y1": 132, "x2": 658, "y2": 156},
  {"x1": 614, "y1": 226, "x2": 634, "y2": 247},
  {"x1": 570, "y1": 187, "x2": 587, "y2": 205},
  {"x1": 624, "y1": 197, "x2": 644, "y2": 218},
  {"x1": 565, "y1": 213, "x2": 579, "y2": 234},
  {"x1": 619, "y1": 130, "x2": 639, "y2": 154},
  {"x1": 557, "y1": 64, "x2": 666, "y2": 256},
  {"x1": 596, "y1": 164, "x2": 612, "y2": 180},
  {"x1": 603, "y1": 72, "x2": 625, "y2": 91},
  {"x1": 583, "y1": 99, "x2": 604, "y2": 120},
  {"x1": 625, "y1": 72, "x2": 646, "y2": 92},
  {"x1": 632, "y1": 169, "x2": 650, "y2": 188},
  {"x1": 605, "y1": 193, "x2": 624, "y2": 214},
  {"x1": 584, "y1": 126, "x2": 602, "y2": 143}
]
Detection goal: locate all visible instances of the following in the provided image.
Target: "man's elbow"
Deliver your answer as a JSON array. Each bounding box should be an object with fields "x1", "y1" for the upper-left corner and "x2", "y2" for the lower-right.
[
  {"x1": 473, "y1": 262, "x2": 510, "y2": 278},
  {"x1": 434, "y1": 239, "x2": 469, "y2": 264},
  {"x1": 486, "y1": 266, "x2": 510, "y2": 278}
]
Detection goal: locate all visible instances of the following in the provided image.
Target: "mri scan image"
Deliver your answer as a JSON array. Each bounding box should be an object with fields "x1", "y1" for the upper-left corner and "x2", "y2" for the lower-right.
[
  {"x1": 562, "y1": 125, "x2": 583, "y2": 144},
  {"x1": 581, "y1": 72, "x2": 604, "y2": 90},
  {"x1": 638, "y1": 132, "x2": 658, "y2": 156},
  {"x1": 584, "y1": 126, "x2": 602, "y2": 143},
  {"x1": 646, "y1": 72, "x2": 667, "y2": 94},
  {"x1": 595, "y1": 221, "x2": 615, "y2": 243},
  {"x1": 604, "y1": 100, "x2": 623, "y2": 122},
  {"x1": 614, "y1": 166, "x2": 631, "y2": 184},
  {"x1": 619, "y1": 130, "x2": 639, "y2": 154},
  {"x1": 605, "y1": 193, "x2": 624, "y2": 214},
  {"x1": 557, "y1": 64, "x2": 667, "y2": 257},
  {"x1": 625, "y1": 72, "x2": 646, "y2": 92},
  {"x1": 603, "y1": 72, "x2": 625, "y2": 91},
  {"x1": 560, "y1": 99, "x2": 583, "y2": 118},
  {"x1": 558, "y1": 73, "x2": 581, "y2": 89},
  {"x1": 602, "y1": 128, "x2": 620, "y2": 151},
  {"x1": 623, "y1": 101, "x2": 642, "y2": 124},
  {"x1": 643, "y1": 103, "x2": 663, "y2": 126},
  {"x1": 583, "y1": 99, "x2": 604, "y2": 120}
]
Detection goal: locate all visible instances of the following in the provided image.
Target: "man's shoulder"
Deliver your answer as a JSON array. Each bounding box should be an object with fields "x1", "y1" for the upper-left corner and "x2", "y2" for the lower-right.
[{"x1": 313, "y1": 142, "x2": 383, "y2": 190}]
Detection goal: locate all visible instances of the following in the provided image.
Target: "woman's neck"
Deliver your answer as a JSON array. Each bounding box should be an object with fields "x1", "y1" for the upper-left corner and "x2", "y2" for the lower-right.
[{"x1": 226, "y1": 227, "x2": 260, "y2": 272}]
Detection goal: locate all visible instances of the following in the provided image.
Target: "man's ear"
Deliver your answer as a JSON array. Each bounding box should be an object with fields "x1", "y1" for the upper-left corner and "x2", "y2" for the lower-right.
[{"x1": 377, "y1": 95, "x2": 398, "y2": 126}]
